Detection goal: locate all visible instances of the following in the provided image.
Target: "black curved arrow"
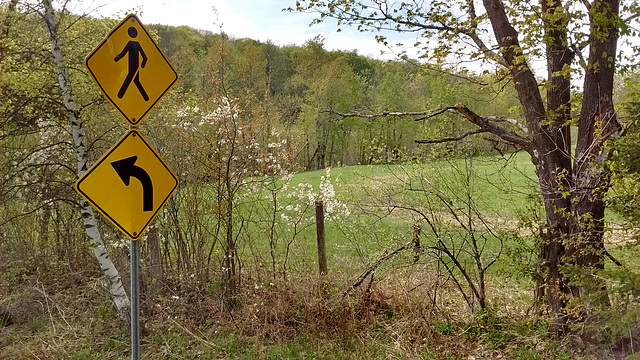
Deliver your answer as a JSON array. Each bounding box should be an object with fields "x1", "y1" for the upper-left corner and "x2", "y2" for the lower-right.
[{"x1": 111, "y1": 156, "x2": 153, "y2": 211}]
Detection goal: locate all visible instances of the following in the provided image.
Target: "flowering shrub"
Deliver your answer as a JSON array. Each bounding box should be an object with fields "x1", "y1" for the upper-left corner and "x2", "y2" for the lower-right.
[
  {"x1": 280, "y1": 168, "x2": 350, "y2": 225},
  {"x1": 174, "y1": 98, "x2": 291, "y2": 181}
]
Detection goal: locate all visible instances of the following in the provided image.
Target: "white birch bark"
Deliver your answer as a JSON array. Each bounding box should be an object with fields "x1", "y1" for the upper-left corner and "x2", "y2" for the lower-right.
[{"x1": 41, "y1": 0, "x2": 130, "y2": 325}]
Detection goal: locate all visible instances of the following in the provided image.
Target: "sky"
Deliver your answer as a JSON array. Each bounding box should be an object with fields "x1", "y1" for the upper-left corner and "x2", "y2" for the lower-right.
[{"x1": 80, "y1": 0, "x2": 420, "y2": 60}]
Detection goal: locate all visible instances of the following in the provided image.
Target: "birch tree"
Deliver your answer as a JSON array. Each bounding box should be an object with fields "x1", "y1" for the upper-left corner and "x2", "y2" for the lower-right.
[{"x1": 40, "y1": 0, "x2": 130, "y2": 325}]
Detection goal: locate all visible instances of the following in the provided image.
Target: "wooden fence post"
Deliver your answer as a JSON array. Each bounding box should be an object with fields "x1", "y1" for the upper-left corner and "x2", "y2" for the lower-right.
[
  {"x1": 413, "y1": 223, "x2": 422, "y2": 263},
  {"x1": 315, "y1": 200, "x2": 327, "y2": 276}
]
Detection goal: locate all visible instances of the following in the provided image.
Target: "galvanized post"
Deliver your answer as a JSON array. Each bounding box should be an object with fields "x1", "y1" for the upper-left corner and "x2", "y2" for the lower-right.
[
  {"x1": 130, "y1": 122, "x2": 140, "y2": 360},
  {"x1": 131, "y1": 239, "x2": 140, "y2": 360}
]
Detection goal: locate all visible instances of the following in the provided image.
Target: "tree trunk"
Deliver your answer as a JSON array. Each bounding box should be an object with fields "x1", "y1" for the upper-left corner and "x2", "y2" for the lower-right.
[
  {"x1": 483, "y1": 0, "x2": 575, "y2": 332},
  {"x1": 222, "y1": 128, "x2": 238, "y2": 309},
  {"x1": 269, "y1": 190, "x2": 278, "y2": 279},
  {"x1": 568, "y1": 0, "x2": 622, "y2": 305},
  {"x1": 482, "y1": 0, "x2": 625, "y2": 332},
  {"x1": 42, "y1": 0, "x2": 130, "y2": 326},
  {"x1": 223, "y1": 192, "x2": 238, "y2": 309},
  {"x1": 486, "y1": 0, "x2": 621, "y2": 331},
  {"x1": 316, "y1": 116, "x2": 328, "y2": 169}
]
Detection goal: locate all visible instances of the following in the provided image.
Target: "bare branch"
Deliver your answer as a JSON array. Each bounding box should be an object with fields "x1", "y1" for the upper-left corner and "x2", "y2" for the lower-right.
[
  {"x1": 342, "y1": 240, "x2": 408, "y2": 297},
  {"x1": 323, "y1": 109, "x2": 436, "y2": 119},
  {"x1": 415, "y1": 129, "x2": 486, "y2": 144},
  {"x1": 413, "y1": 104, "x2": 529, "y2": 146},
  {"x1": 624, "y1": 13, "x2": 640, "y2": 23},
  {"x1": 454, "y1": 104, "x2": 530, "y2": 148},
  {"x1": 485, "y1": 115, "x2": 529, "y2": 133},
  {"x1": 605, "y1": 249, "x2": 623, "y2": 266},
  {"x1": 580, "y1": 0, "x2": 593, "y2": 11},
  {"x1": 463, "y1": 0, "x2": 498, "y2": 61},
  {"x1": 571, "y1": 43, "x2": 589, "y2": 68},
  {"x1": 413, "y1": 106, "x2": 459, "y2": 121},
  {"x1": 327, "y1": 104, "x2": 529, "y2": 148}
]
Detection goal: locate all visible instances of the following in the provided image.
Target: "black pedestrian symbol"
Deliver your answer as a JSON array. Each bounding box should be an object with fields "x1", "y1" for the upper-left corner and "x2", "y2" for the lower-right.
[{"x1": 114, "y1": 27, "x2": 149, "y2": 101}]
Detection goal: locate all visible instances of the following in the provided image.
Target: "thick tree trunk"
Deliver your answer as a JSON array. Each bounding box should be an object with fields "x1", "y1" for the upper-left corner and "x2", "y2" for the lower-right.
[
  {"x1": 484, "y1": 0, "x2": 575, "y2": 332},
  {"x1": 42, "y1": 0, "x2": 130, "y2": 326},
  {"x1": 536, "y1": 0, "x2": 575, "y2": 332},
  {"x1": 569, "y1": 0, "x2": 622, "y2": 303},
  {"x1": 482, "y1": 0, "x2": 623, "y2": 331}
]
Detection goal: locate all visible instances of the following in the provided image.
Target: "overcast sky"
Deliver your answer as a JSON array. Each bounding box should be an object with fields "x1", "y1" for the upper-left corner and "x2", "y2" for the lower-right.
[{"x1": 81, "y1": 0, "x2": 419, "y2": 60}]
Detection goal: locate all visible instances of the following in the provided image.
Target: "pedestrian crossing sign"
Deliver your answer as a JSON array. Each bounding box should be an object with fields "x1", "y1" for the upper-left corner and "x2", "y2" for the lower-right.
[{"x1": 85, "y1": 14, "x2": 178, "y2": 126}]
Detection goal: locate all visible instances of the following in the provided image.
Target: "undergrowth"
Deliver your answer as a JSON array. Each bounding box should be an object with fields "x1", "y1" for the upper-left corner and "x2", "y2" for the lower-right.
[{"x1": 1, "y1": 268, "x2": 634, "y2": 359}]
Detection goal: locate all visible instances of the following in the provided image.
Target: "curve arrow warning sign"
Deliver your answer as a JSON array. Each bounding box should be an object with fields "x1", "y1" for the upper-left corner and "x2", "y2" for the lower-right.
[
  {"x1": 76, "y1": 129, "x2": 178, "y2": 240},
  {"x1": 111, "y1": 156, "x2": 154, "y2": 211}
]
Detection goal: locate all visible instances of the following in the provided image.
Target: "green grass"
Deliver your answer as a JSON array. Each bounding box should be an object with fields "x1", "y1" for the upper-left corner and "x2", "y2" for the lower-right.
[
  {"x1": 203, "y1": 151, "x2": 545, "y2": 293},
  {"x1": 291, "y1": 151, "x2": 538, "y2": 216},
  {"x1": 275, "y1": 151, "x2": 539, "y2": 266}
]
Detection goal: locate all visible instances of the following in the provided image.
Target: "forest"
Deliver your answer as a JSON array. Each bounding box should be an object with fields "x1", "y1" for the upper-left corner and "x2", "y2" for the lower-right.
[{"x1": 3, "y1": 0, "x2": 640, "y2": 359}]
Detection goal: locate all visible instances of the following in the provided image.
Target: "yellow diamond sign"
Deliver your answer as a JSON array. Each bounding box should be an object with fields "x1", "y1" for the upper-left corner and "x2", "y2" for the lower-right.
[
  {"x1": 85, "y1": 14, "x2": 178, "y2": 126},
  {"x1": 76, "y1": 129, "x2": 179, "y2": 240}
]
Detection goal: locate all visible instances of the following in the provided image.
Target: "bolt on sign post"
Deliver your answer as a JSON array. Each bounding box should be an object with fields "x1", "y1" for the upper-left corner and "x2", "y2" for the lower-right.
[
  {"x1": 85, "y1": 14, "x2": 178, "y2": 126},
  {"x1": 78, "y1": 14, "x2": 178, "y2": 360}
]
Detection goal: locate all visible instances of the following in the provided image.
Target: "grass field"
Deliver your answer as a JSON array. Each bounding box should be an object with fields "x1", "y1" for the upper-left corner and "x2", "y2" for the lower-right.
[
  {"x1": 293, "y1": 151, "x2": 538, "y2": 214},
  {"x1": 273, "y1": 151, "x2": 540, "y2": 273}
]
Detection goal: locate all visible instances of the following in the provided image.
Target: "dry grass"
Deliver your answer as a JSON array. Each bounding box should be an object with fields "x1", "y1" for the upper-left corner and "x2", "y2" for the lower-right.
[{"x1": 2, "y1": 264, "x2": 638, "y2": 359}]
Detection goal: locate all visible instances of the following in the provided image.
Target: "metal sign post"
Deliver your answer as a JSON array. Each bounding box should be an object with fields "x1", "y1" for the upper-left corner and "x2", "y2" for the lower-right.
[
  {"x1": 131, "y1": 238, "x2": 140, "y2": 360},
  {"x1": 131, "y1": 119, "x2": 140, "y2": 359}
]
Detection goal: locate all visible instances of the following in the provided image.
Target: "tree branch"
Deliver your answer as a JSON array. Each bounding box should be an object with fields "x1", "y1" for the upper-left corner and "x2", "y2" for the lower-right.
[
  {"x1": 462, "y1": 0, "x2": 506, "y2": 66},
  {"x1": 454, "y1": 103, "x2": 530, "y2": 148},
  {"x1": 323, "y1": 109, "x2": 436, "y2": 119},
  {"x1": 485, "y1": 115, "x2": 529, "y2": 133},
  {"x1": 624, "y1": 13, "x2": 640, "y2": 23},
  {"x1": 605, "y1": 249, "x2": 622, "y2": 266},
  {"x1": 294, "y1": 1, "x2": 509, "y2": 67},
  {"x1": 415, "y1": 129, "x2": 486, "y2": 144},
  {"x1": 343, "y1": 241, "x2": 408, "y2": 297},
  {"x1": 326, "y1": 105, "x2": 530, "y2": 148}
]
